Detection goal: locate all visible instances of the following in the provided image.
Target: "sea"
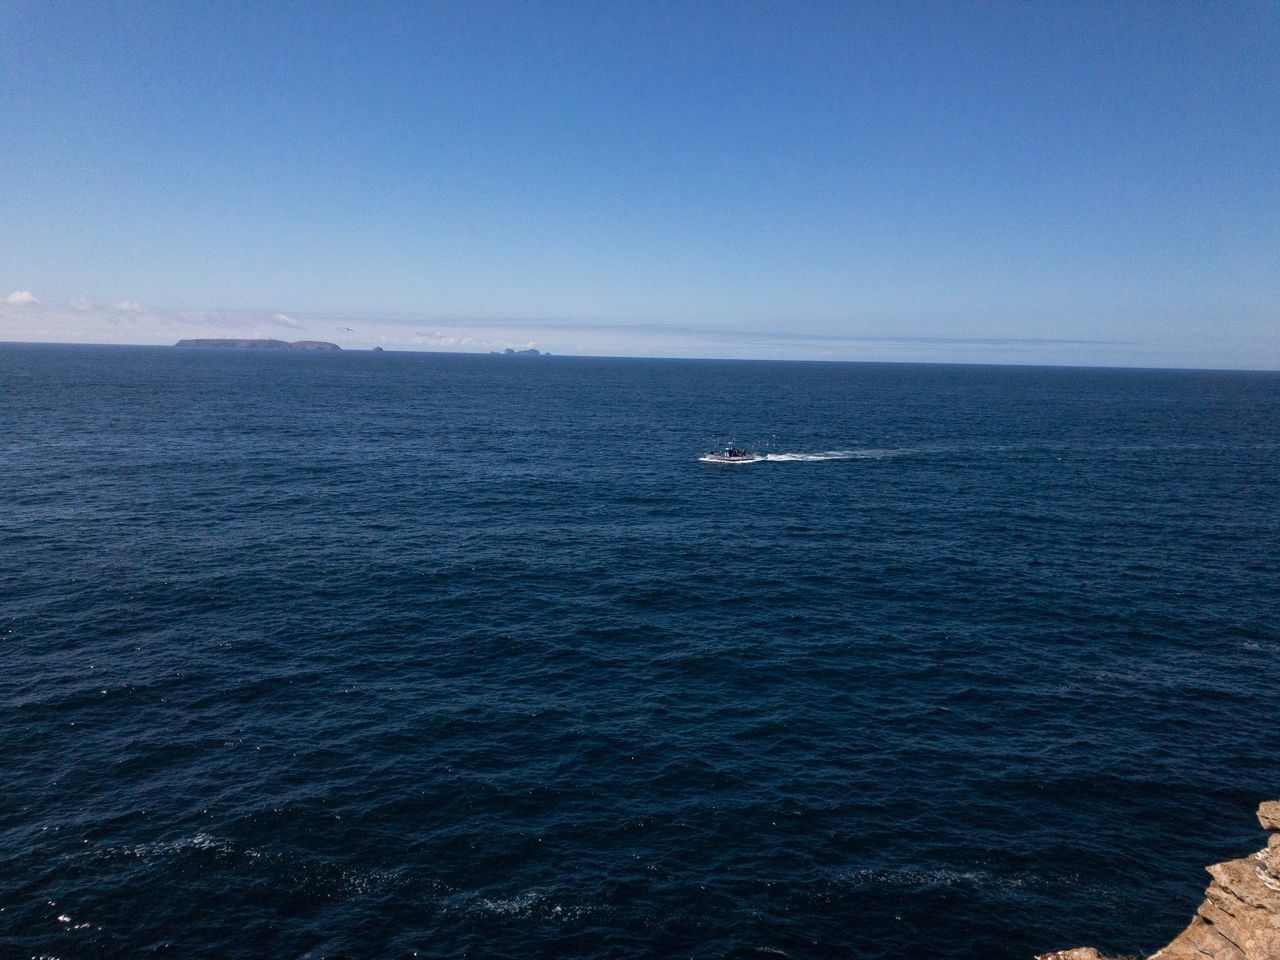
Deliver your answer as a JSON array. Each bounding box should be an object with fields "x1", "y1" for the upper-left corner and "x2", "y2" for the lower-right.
[{"x1": 2, "y1": 343, "x2": 1278, "y2": 960}]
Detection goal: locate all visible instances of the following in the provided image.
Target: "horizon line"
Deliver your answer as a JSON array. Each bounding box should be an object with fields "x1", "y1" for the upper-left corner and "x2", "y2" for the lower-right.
[{"x1": 2, "y1": 338, "x2": 1276, "y2": 375}]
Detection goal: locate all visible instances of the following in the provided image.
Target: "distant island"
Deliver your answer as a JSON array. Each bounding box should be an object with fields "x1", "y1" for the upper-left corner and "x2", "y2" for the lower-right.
[
  {"x1": 175, "y1": 339, "x2": 341, "y2": 351},
  {"x1": 489, "y1": 347, "x2": 546, "y2": 356}
]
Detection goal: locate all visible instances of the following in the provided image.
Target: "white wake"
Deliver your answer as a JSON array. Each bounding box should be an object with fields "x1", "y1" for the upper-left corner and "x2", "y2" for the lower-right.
[{"x1": 699, "y1": 449, "x2": 900, "y2": 464}]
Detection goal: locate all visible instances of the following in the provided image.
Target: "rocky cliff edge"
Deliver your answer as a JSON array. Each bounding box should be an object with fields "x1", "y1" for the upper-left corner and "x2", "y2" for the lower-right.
[{"x1": 1039, "y1": 801, "x2": 1280, "y2": 960}]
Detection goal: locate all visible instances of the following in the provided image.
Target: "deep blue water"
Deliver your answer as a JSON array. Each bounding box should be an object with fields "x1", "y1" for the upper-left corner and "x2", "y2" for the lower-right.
[{"x1": 3, "y1": 343, "x2": 1278, "y2": 960}]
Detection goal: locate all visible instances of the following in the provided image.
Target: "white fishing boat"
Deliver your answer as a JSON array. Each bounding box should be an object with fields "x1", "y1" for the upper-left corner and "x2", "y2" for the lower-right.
[{"x1": 700, "y1": 444, "x2": 764, "y2": 464}]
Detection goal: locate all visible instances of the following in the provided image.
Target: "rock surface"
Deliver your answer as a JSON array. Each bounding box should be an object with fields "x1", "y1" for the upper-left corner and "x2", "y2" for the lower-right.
[
  {"x1": 174, "y1": 338, "x2": 341, "y2": 350},
  {"x1": 1259, "y1": 802, "x2": 1280, "y2": 832},
  {"x1": 1037, "y1": 801, "x2": 1280, "y2": 960}
]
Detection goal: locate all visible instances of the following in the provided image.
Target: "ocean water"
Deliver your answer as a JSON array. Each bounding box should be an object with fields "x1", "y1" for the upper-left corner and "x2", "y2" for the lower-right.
[{"x1": 2, "y1": 343, "x2": 1278, "y2": 960}]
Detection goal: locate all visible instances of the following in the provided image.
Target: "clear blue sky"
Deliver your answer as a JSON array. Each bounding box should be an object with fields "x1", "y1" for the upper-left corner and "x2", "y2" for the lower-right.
[{"x1": 2, "y1": 1, "x2": 1277, "y2": 366}]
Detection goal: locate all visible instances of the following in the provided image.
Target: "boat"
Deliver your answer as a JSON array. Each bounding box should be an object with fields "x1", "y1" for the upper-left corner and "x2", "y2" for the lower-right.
[{"x1": 700, "y1": 444, "x2": 763, "y2": 463}]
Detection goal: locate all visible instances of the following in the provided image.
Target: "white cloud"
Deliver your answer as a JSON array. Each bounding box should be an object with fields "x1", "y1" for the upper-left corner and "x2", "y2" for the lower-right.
[
  {"x1": 5, "y1": 290, "x2": 37, "y2": 305},
  {"x1": 413, "y1": 330, "x2": 485, "y2": 349},
  {"x1": 273, "y1": 312, "x2": 303, "y2": 328},
  {"x1": 113, "y1": 300, "x2": 144, "y2": 312},
  {"x1": 71, "y1": 295, "x2": 96, "y2": 310}
]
